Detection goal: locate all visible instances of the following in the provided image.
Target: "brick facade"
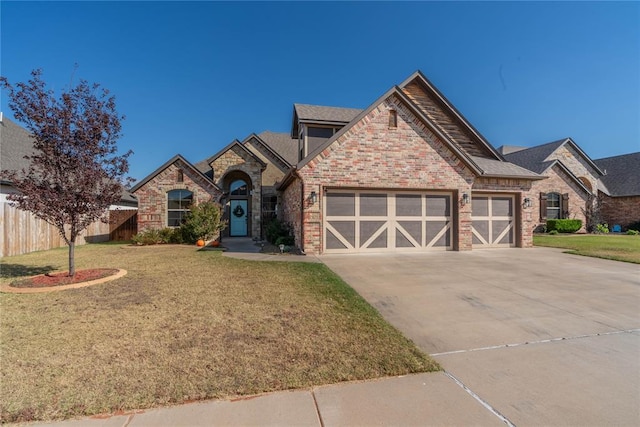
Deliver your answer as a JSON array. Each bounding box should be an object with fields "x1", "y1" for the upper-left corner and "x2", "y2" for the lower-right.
[
  {"x1": 546, "y1": 144, "x2": 601, "y2": 193},
  {"x1": 295, "y1": 95, "x2": 477, "y2": 254},
  {"x1": 134, "y1": 159, "x2": 221, "y2": 232},
  {"x1": 530, "y1": 164, "x2": 590, "y2": 232},
  {"x1": 599, "y1": 193, "x2": 640, "y2": 229}
]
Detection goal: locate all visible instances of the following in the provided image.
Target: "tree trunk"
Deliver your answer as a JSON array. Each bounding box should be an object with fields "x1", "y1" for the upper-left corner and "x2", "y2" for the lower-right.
[{"x1": 69, "y1": 238, "x2": 76, "y2": 277}]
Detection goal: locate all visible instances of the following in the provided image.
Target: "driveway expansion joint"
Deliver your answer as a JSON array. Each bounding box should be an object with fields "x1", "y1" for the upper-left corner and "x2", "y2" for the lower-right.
[
  {"x1": 443, "y1": 371, "x2": 516, "y2": 427},
  {"x1": 432, "y1": 328, "x2": 640, "y2": 356},
  {"x1": 311, "y1": 389, "x2": 325, "y2": 427}
]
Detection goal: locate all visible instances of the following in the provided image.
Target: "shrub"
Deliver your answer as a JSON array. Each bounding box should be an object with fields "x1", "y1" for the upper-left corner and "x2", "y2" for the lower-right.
[
  {"x1": 548, "y1": 230, "x2": 559, "y2": 235},
  {"x1": 132, "y1": 229, "x2": 162, "y2": 245},
  {"x1": 275, "y1": 235, "x2": 295, "y2": 246},
  {"x1": 627, "y1": 221, "x2": 640, "y2": 232},
  {"x1": 595, "y1": 223, "x2": 609, "y2": 234},
  {"x1": 546, "y1": 219, "x2": 582, "y2": 233},
  {"x1": 180, "y1": 202, "x2": 226, "y2": 244},
  {"x1": 626, "y1": 229, "x2": 639, "y2": 236},
  {"x1": 265, "y1": 219, "x2": 292, "y2": 245}
]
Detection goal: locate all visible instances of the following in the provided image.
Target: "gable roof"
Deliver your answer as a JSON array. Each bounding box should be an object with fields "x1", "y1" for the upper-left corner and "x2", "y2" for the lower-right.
[
  {"x1": 398, "y1": 71, "x2": 504, "y2": 161},
  {"x1": 594, "y1": 152, "x2": 640, "y2": 197},
  {"x1": 0, "y1": 116, "x2": 36, "y2": 177},
  {"x1": 246, "y1": 131, "x2": 297, "y2": 168},
  {"x1": 291, "y1": 104, "x2": 362, "y2": 137},
  {"x1": 207, "y1": 139, "x2": 267, "y2": 168},
  {"x1": 296, "y1": 71, "x2": 542, "y2": 181},
  {"x1": 130, "y1": 154, "x2": 220, "y2": 193},
  {"x1": 504, "y1": 138, "x2": 604, "y2": 176}
]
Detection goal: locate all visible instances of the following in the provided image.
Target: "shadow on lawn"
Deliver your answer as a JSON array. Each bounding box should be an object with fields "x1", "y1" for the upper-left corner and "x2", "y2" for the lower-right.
[{"x1": 0, "y1": 264, "x2": 59, "y2": 279}]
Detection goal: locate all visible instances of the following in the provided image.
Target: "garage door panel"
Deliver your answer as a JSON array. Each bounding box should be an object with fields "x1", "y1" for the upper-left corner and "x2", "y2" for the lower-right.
[
  {"x1": 360, "y1": 194, "x2": 387, "y2": 216},
  {"x1": 396, "y1": 194, "x2": 422, "y2": 216},
  {"x1": 472, "y1": 195, "x2": 515, "y2": 248},
  {"x1": 324, "y1": 191, "x2": 452, "y2": 253},
  {"x1": 492, "y1": 197, "x2": 513, "y2": 216},
  {"x1": 426, "y1": 195, "x2": 450, "y2": 216},
  {"x1": 426, "y1": 221, "x2": 450, "y2": 247},
  {"x1": 326, "y1": 193, "x2": 355, "y2": 216}
]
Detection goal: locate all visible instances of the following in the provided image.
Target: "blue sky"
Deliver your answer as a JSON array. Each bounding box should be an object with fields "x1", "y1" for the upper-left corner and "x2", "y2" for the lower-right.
[{"x1": 2, "y1": 1, "x2": 639, "y2": 182}]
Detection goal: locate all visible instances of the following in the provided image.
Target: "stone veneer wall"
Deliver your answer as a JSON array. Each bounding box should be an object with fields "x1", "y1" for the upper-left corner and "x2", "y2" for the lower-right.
[
  {"x1": 547, "y1": 144, "x2": 601, "y2": 193},
  {"x1": 296, "y1": 94, "x2": 476, "y2": 255},
  {"x1": 135, "y1": 159, "x2": 221, "y2": 232},
  {"x1": 211, "y1": 146, "x2": 263, "y2": 238},
  {"x1": 599, "y1": 193, "x2": 640, "y2": 229}
]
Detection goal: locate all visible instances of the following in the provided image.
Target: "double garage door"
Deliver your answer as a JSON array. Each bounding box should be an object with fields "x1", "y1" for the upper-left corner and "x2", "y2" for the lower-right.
[
  {"x1": 324, "y1": 191, "x2": 452, "y2": 253},
  {"x1": 323, "y1": 191, "x2": 515, "y2": 253}
]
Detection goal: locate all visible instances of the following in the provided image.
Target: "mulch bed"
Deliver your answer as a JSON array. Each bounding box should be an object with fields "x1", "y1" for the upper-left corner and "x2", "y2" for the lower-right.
[{"x1": 11, "y1": 269, "x2": 120, "y2": 288}]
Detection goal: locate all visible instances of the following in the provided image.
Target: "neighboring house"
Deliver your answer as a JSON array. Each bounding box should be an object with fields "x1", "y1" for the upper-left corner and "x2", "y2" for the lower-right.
[
  {"x1": 594, "y1": 152, "x2": 640, "y2": 229},
  {"x1": 0, "y1": 115, "x2": 137, "y2": 257},
  {"x1": 134, "y1": 71, "x2": 550, "y2": 253},
  {"x1": 501, "y1": 138, "x2": 605, "y2": 232}
]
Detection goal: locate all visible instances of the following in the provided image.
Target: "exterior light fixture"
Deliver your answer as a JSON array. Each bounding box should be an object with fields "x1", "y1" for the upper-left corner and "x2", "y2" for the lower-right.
[
  {"x1": 461, "y1": 192, "x2": 470, "y2": 206},
  {"x1": 523, "y1": 197, "x2": 532, "y2": 208},
  {"x1": 309, "y1": 191, "x2": 317, "y2": 204}
]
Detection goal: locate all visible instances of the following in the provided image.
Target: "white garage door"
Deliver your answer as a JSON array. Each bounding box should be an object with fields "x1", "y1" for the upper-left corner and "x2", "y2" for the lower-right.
[
  {"x1": 324, "y1": 191, "x2": 452, "y2": 253},
  {"x1": 471, "y1": 195, "x2": 515, "y2": 247}
]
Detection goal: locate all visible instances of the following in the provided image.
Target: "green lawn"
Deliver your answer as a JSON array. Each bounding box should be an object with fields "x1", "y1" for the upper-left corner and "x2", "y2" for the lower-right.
[
  {"x1": 533, "y1": 234, "x2": 640, "y2": 264},
  {"x1": 0, "y1": 243, "x2": 438, "y2": 423}
]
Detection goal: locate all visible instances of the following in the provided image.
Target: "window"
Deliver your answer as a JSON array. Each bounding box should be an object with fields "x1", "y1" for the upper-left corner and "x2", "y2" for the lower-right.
[
  {"x1": 546, "y1": 192, "x2": 561, "y2": 219},
  {"x1": 167, "y1": 189, "x2": 193, "y2": 226},
  {"x1": 307, "y1": 127, "x2": 334, "y2": 138},
  {"x1": 230, "y1": 179, "x2": 248, "y2": 196},
  {"x1": 389, "y1": 109, "x2": 398, "y2": 128}
]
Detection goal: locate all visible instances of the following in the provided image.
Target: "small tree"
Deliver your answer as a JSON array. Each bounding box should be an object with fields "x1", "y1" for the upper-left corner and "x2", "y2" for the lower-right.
[
  {"x1": 1, "y1": 70, "x2": 132, "y2": 276},
  {"x1": 180, "y1": 201, "x2": 227, "y2": 244}
]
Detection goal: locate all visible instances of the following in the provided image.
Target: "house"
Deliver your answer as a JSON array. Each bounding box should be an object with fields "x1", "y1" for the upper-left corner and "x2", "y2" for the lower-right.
[
  {"x1": 500, "y1": 138, "x2": 605, "y2": 232},
  {"x1": 133, "y1": 71, "x2": 552, "y2": 254},
  {"x1": 594, "y1": 152, "x2": 640, "y2": 230},
  {"x1": 0, "y1": 115, "x2": 138, "y2": 257}
]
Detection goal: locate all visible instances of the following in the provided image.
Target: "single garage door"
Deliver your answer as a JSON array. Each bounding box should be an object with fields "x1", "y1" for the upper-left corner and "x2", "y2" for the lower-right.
[
  {"x1": 471, "y1": 195, "x2": 515, "y2": 247},
  {"x1": 324, "y1": 191, "x2": 452, "y2": 253}
]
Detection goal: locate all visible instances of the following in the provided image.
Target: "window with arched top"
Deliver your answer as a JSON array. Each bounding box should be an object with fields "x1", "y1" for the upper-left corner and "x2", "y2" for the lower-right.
[
  {"x1": 230, "y1": 179, "x2": 248, "y2": 196},
  {"x1": 167, "y1": 189, "x2": 193, "y2": 226}
]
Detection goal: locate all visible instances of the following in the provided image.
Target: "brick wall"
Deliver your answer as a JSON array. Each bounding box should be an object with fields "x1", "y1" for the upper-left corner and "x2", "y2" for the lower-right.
[
  {"x1": 296, "y1": 95, "x2": 476, "y2": 254},
  {"x1": 134, "y1": 159, "x2": 221, "y2": 232},
  {"x1": 530, "y1": 164, "x2": 590, "y2": 232},
  {"x1": 599, "y1": 193, "x2": 640, "y2": 229},
  {"x1": 547, "y1": 144, "x2": 602, "y2": 193}
]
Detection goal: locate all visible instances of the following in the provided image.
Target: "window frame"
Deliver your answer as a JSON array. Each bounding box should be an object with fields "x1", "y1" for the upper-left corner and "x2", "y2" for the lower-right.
[{"x1": 167, "y1": 189, "x2": 193, "y2": 227}]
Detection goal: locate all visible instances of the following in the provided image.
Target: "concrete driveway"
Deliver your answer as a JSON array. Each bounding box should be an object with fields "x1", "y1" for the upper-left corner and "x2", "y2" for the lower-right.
[{"x1": 321, "y1": 247, "x2": 640, "y2": 426}]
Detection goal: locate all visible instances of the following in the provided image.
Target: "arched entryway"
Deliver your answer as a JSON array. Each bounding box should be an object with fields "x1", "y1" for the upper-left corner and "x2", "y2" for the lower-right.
[{"x1": 223, "y1": 171, "x2": 252, "y2": 237}]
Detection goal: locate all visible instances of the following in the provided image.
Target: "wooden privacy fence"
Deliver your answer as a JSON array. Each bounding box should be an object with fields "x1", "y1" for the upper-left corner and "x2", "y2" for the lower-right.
[
  {"x1": 0, "y1": 203, "x2": 128, "y2": 258},
  {"x1": 109, "y1": 209, "x2": 138, "y2": 241}
]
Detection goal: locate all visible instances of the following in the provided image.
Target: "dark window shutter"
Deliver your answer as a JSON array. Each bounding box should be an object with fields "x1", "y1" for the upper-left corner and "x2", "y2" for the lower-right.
[
  {"x1": 562, "y1": 193, "x2": 569, "y2": 219},
  {"x1": 540, "y1": 192, "x2": 547, "y2": 220}
]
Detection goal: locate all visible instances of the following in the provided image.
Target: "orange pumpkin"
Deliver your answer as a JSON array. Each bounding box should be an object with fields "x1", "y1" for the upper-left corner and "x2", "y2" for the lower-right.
[
  {"x1": 196, "y1": 239, "x2": 205, "y2": 247},
  {"x1": 211, "y1": 240, "x2": 220, "y2": 247}
]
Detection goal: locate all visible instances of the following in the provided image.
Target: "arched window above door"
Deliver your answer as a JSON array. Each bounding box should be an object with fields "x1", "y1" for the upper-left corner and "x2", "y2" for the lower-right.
[{"x1": 230, "y1": 179, "x2": 248, "y2": 196}]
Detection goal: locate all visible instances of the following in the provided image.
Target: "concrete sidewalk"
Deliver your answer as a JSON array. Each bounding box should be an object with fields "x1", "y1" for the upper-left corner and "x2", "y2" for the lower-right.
[
  {"x1": 29, "y1": 372, "x2": 502, "y2": 427},
  {"x1": 217, "y1": 237, "x2": 321, "y2": 263}
]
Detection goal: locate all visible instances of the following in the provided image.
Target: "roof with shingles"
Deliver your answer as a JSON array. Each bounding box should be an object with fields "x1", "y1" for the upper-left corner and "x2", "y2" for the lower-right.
[
  {"x1": 131, "y1": 154, "x2": 220, "y2": 193},
  {"x1": 502, "y1": 139, "x2": 567, "y2": 174},
  {"x1": 256, "y1": 131, "x2": 298, "y2": 166},
  {"x1": 294, "y1": 104, "x2": 362, "y2": 123},
  {"x1": 469, "y1": 156, "x2": 543, "y2": 178},
  {"x1": 594, "y1": 152, "x2": 640, "y2": 197},
  {"x1": 1, "y1": 116, "x2": 36, "y2": 174}
]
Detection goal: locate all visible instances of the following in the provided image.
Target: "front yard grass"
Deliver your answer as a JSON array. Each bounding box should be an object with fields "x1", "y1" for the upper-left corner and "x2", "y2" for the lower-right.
[
  {"x1": 0, "y1": 243, "x2": 439, "y2": 423},
  {"x1": 533, "y1": 234, "x2": 640, "y2": 264}
]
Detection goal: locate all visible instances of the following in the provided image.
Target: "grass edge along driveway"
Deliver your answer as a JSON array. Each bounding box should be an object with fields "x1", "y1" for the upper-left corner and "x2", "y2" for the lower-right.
[
  {"x1": 533, "y1": 234, "x2": 640, "y2": 264},
  {"x1": 0, "y1": 243, "x2": 439, "y2": 423}
]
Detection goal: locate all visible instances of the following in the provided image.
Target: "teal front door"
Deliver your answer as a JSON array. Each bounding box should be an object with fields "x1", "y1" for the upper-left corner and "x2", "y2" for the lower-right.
[{"x1": 230, "y1": 200, "x2": 248, "y2": 236}]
